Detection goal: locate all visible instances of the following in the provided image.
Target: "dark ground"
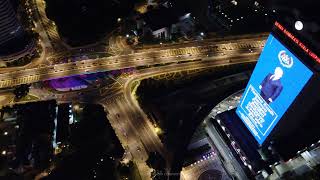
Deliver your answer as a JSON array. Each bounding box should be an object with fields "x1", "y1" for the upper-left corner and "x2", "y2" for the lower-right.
[{"x1": 44, "y1": 0, "x2": 136, "y2": 46}]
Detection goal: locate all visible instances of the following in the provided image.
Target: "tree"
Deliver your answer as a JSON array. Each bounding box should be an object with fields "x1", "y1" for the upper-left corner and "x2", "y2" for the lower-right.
[
  {"x1": 140, "y1": 29, "x2": 156, "y2": 44},
  {"x1": 146, "y1": 152, "x2": 166, "y2": 171},
  {"x1": 118, "y1": 161, "x2": 134, "y2": 178},
  {"x1": 146, "y1": 152, "x2": 167, "y2": 179},
  {"x1": 13, "y1": 84, "x2": 31, "y2": 99},
  {"x1": 0, "y1": 106, "x2": 12, "y2": 121},
  {"x1": 151, "y1": 169, "x2": 166, "y2": 180}
]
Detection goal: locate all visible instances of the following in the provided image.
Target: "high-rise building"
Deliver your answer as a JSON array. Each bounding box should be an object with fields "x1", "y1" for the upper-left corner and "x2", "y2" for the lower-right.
[{"x1": 0, "y1": 0, "x2": 23, "y2": 46}]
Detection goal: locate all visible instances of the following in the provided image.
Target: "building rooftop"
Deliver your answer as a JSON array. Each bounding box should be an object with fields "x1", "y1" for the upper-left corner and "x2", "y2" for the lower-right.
[{"x1": 141, "y1": 5, "x2": 183, "y2": 30}]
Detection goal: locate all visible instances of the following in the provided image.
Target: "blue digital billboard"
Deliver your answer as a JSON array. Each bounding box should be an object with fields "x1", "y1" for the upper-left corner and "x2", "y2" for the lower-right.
[{"x1": 236, "y1": 34, "x2": 313, "y2": 145}]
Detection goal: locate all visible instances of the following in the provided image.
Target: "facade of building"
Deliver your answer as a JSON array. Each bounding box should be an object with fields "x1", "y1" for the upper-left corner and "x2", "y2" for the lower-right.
[
  {"x1": 0, "y1": 0, "x2": 23, "y2": 46},
  {"x1": 138, "y1": 10, "x2": 195, "y2": 41},
  {"x1": 152, "y1": 27, "x2": 171, "y2": 40},
  {"x1": 150, "y1": 14, "x2": 195, "y2": 40}
]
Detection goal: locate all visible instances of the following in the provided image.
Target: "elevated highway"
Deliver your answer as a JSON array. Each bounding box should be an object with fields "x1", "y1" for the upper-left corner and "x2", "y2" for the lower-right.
[{"x1": 0, "y1": 34, "x2": 266, "y2": 89}]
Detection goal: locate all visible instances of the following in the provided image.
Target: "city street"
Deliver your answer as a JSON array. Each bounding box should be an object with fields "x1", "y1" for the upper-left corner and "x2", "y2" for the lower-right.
[
  {"x1": 0, "y1": 2, "x2": 267, "y2": 178},
  {"x1": 0, "y1": 52, "x2": 260, "y2": 179},
  {"x1": 0, "y1": 36, "x2": 265, "y2": 89}
]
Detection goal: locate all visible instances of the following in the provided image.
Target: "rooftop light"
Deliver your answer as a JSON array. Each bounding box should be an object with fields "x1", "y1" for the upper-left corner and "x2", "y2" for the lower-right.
[{"x1": 295, "y1": 21, "x2": 303, "y2": 31}]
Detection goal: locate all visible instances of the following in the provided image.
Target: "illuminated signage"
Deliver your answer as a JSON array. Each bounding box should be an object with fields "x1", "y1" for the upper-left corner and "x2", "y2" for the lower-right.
[
  {"x1": 236, "y1": 34, "x2": 313, "y2": 145},
  {"x1": 274, "y1": 21, "x2": 320, "y2": 64}
]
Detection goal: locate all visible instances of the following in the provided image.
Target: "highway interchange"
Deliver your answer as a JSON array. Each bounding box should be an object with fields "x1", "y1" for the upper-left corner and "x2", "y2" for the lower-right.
[
  {"x1": 0, "y1": 42, "x2": 264, "y2": 180},
  {"x1": 0, "y1": 0, "x2": 269, "y2": 178}
]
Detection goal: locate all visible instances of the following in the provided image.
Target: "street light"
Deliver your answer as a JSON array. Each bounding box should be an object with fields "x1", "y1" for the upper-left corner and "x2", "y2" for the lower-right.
[
  {"x1": 184, "y1": 13, "x2": 191, "y2": 18},
  {"x1": 200, "y1": 32, "x2": 204, "y2": 36},
  {"x1": 231, "y1": 0, "x2": 238, "y2": 6},
  {"x1": 73, "y1": 104, "x2": 80, "y2": 111},
  {"x1": 155, "y1": 127, "x2": 161, "y2": 134},
  {"x1": 154, "y1": 124, "x2": 162, "y2": 135}
]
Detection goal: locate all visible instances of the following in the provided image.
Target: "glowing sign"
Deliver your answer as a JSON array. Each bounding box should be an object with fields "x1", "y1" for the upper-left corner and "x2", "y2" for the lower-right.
[
  {"x1": 236, "y1": 34, "x2": 313, "y2": 145},
  {"x1": 274, "y1": 21, "x2": 320, "y2": 64}
]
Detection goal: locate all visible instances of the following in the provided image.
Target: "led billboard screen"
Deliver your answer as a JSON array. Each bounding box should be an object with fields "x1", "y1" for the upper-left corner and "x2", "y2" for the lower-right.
[{"x1": 236, "y1": 34, "x2": 313, "y2": 145}]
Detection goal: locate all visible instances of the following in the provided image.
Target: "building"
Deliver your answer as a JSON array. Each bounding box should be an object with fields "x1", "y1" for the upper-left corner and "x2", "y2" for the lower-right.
[
  {"x1": 172, "y1": 13, "x2": 196, "y2": 38},
  {"x1": 152, "y1": 27, "x2": 171, "y2": 40},
  {"x1": 0, "y1": 0, "x2": 23, "y2": 46},
  {"x1": 138, "y1": 5, "x2": 195, "y2": 41}
]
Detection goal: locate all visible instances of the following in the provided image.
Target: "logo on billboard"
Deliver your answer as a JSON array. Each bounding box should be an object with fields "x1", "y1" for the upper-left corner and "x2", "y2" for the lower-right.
[{"x1": 278, "y1": 50, "x2": 293, "y2": 68}]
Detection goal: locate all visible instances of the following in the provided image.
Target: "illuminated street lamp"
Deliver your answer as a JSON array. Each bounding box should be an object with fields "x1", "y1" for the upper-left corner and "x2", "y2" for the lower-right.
[
  {"x1": 3, "y1": 132, "x2": 8, "y2": 136},
  {"x1": 73, "y1": 104, "x2": 80, "y2": 111},
  {"x1": 154, "y1": 124, "x2": 162, "y2": 135},
  {"x1": 231, "y1": 0, "x2": 238, "y2": 6},
  {"x1": 1, "y1": 150, "x2": 6, "y2": 155},
  {"x1": 155, "y1": 127, "x2": 161, "y2": 134},
  {"x1": 200, "y1": 32, "x2": 204, "y2": 36}
]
